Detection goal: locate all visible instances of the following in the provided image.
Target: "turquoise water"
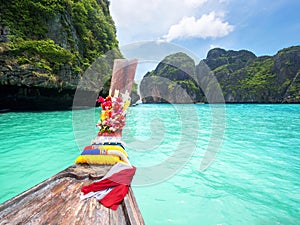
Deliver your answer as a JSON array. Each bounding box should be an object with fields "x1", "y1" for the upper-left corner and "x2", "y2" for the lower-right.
[{"x1": 0, "y1": 104, "x2": 300, "y2": 225}]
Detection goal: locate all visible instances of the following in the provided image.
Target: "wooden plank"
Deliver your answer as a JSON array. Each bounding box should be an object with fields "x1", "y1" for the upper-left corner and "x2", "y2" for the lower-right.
[
  {"x1": 52, "y1": 181, "x2": 85, "y2": 225},
  {"x1": 122, "y1": 188, "x2": 146, "y2": 225},
  {"x1": 0, "y1": 178, "x2": 73, "y2": 224},
  {"x1": 0, "y1": 165, "x2": 145, "y2": 225},
  {"x1": 93, "y1": 202, "x2": 110, "y2": 225},
  {"x1": 109, "y1": 202, "x2": 127, "y2": 225}
]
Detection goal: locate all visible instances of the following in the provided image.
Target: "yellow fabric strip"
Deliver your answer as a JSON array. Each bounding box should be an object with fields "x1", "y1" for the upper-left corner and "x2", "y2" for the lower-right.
[{"x1": 75, "y1": 155, "x2": 123, "y2": 165}]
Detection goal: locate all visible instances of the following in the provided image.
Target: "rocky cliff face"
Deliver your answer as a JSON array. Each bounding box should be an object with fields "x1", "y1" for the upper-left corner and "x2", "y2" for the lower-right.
[
  {"x1": 140, "y1": 46, "x2": 300, "y2": 103},
  {"x1": 140, "y1": 52, "x2": 204, "y2": 103},
  {"x1": 205, "y1": 46, "x2": 300, "y2": 103},
  {"x1": 272, "y1": 47, "x2": 300, "y2": 102},
  {"x1": 0, "y1": 0, "x2": 121, "y2": 111}
]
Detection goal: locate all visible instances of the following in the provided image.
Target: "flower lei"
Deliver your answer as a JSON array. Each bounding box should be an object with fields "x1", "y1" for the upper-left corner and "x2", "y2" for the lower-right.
[{"x1": 96, "y1": 91, "x2": 130, "y2": 134}]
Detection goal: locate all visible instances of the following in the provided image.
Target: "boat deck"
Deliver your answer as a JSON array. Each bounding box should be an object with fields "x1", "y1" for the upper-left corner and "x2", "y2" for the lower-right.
[{"x1": 0, "y1": 164, "x2": 145, "y2": 225}]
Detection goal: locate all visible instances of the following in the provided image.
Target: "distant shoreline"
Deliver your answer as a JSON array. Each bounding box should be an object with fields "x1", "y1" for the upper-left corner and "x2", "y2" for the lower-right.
[{"x1": 1, "y1": 101, "x2": 299, "y2": 113}]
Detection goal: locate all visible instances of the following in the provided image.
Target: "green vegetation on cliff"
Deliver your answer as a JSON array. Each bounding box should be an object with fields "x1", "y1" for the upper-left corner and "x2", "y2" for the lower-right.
[
  {"x1": 1, "y1": 0, "x2": 118, "y2": 60},
  {"x1": 0, "y1": 0, "x2": 123, "y2": 110},
  {"x1": 206, "y1": 46, "x2": 300, "y2": 103},
  {"x1": 10, "y1": 39, "x2": 75, "y2": 73},
  {"x1": 0, "y1": 0, "x2": 121, "y2": 89},
  {"x1": 140, "y1": 46, "x2": 300, "y2": 103}
]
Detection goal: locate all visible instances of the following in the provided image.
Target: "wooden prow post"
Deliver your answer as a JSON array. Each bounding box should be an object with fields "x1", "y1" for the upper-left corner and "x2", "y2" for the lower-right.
[{"x1": 109, "y1": 59, "x2": 138, "y2": 97}]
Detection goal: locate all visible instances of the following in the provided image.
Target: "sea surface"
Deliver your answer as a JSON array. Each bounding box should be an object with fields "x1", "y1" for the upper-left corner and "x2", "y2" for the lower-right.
[{"x1": 0, "y1": 104, "x2": 299, "y2": 225}]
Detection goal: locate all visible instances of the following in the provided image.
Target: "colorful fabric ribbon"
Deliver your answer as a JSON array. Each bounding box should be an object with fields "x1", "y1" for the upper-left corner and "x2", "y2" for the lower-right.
[{"x1": 81, "y1": 162, "x2": 136, "y2": 210}]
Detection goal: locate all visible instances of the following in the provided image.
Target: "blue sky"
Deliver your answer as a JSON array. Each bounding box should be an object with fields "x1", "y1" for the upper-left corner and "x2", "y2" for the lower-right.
[{"x1": 110, "y1": 0, "x2": 300, "y2": 60}]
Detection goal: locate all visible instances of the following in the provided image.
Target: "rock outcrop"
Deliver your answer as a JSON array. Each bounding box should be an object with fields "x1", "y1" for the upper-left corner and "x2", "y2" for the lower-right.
[
  {"x1": 140, "y1": 46, "x2": 300, "y2": 103},
  {"x1": 140, "y1": 52, "x2": 204, "y2": 103}
]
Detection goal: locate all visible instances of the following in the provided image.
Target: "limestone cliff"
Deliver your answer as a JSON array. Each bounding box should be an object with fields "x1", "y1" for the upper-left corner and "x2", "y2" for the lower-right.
[
  {"x1": 140, "y1": 52, "x2": 204, "y2": 103},
  {"x1": 0, "y1": 0, "x2": 121, "y2": 110},
  {"x1": 140, "y1": 46, "x2": 300, "y2": 103}
]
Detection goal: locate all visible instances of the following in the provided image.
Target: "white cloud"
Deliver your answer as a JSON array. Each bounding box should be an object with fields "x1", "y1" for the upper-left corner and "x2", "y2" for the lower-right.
[
  {"x1": 109, "y1": 0, "x2": 211, "y2": 44},
  {"x1": 162, "y1": 12, "x2": 234, "y2": 42},
  {"x1": 184, "y1": 0, "x2": 208, "y2": 7}
]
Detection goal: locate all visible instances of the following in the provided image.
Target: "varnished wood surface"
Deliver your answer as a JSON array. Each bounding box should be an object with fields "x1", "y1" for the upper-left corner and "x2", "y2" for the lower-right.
[{"x1": 0, "y1": 164, "x2": 145, "y2": 225}]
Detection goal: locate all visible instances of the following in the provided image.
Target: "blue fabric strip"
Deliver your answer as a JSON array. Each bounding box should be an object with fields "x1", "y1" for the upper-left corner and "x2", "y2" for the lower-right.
[{"x1": 81, "y1": 149, "x2": 100, "y2": 155}]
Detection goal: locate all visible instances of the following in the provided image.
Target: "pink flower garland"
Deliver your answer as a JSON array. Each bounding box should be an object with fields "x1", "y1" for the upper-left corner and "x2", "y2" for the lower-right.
[{"x1": 96, "y1": 95, "x2": 128, "y2": 134}]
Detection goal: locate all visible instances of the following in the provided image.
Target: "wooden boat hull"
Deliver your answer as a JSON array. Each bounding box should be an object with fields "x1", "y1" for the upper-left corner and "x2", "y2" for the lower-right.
[{"x1": 0, "y1": 164, "x2": 145, "y2": 225}]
